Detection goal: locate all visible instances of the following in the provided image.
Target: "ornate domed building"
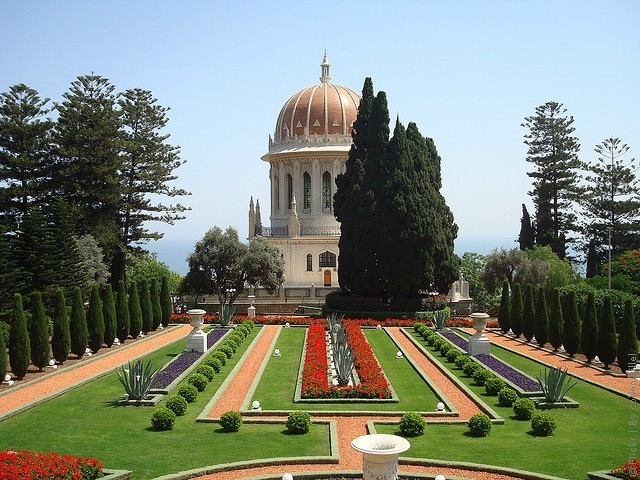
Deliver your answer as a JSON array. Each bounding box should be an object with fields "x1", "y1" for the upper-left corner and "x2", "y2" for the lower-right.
[{"x1": 249, "y1": 53, "x2": 360, "y2": 289}]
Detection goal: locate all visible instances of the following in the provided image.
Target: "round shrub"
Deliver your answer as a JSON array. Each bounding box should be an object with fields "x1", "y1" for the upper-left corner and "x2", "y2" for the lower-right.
[
  {"x1": 484, "y1": 377, "x2": 506, "y2": 396},
  {"x1": 223, "y1": 341, "x2": 237, "y2": 353},
  {"x1": 455, "y1": 355, "x2": 471, "y2": 370},
  {"x1": 497, "y1": 387, "x2": 519, "y2": 407},
  {"x1": 243, "y1": 320, "x2": 254, "y2": 330},
  {"x1": 463, "y1": 361, "x2": 480, "y2": 377},
  {"x1": 425, "y1": 335, "x2": 437, "y2": 346},
  {"x1": 531, "y1": 412, "x2": 557, "y2": 436},
  {"x1": 446, "y1": 349, "x2": 461, "y2": 363},
  {"x1": 421, "y1": 329, "x2": 434, "y2": 340},
  {"x1": 187, "y1": 373, "x2": 208, "y2": 392},
  {"x1": 513, "y1": 397, "x2": 536, "y2": 420},
  {"x1": 219, "y1": 410, "x2": 242, "y2": 432},
  {"x1": 219, "y1": 344, "x2": 234, "y2": 358},
  {"x1": 236, "y1": 325, "x2": 249, "y2": 337},
  {"x1": 177, "y1": 383, "x2": 198, "y2": 403},
  {"x1": 467, "y1": 413, "x2": 492, "y2": 437},
  {"x1": 432, "y1": 338, "x2": 444, "y2": 350},
  {"x1": 472, "y1": 368, "x2": 493, "y2": 386},
  {"x1": 165, "y1": 395, "x2": 188, "y2": 416},
  {"x1": 413, "y1": 323, "x2": 425, "y2": 333},
  {"x1": 439, "y1": 342, "x2": 452, "y2": 356},
  {"x1": 150, "y1": 407, "x2": 176, "y2": 431},
  {"x1": 226, "y1": 335, "x2": 242, "y2": 349},
  {"x1": 196, "y1": 364, "x2": 215, "y2": 381},
  {"x1": 212, "y1": 351, "x2": 227, "y2": 366},
  {"x1": 286, "y1": 411, "x2": 312, "y2": 434},
  {"x1": 205, "y1": 356, "x2": 223, "y2": 373},
  {"x1": 399, "y1": 412, "x2": 426, "y2": 437}
]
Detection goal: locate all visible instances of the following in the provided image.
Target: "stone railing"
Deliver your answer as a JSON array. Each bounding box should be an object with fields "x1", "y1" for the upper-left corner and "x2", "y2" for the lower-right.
[{"x1": 259, "y1": 225, "x2": 341, "y2": 237}]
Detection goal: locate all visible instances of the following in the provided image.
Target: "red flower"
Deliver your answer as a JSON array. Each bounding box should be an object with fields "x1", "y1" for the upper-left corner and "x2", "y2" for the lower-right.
[{"x1": 0, "y1": 450, "x2": 103, "y2": 480}]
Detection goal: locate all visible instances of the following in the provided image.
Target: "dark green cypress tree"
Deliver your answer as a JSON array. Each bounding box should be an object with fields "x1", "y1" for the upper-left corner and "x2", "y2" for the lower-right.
[
  {"x1": 160, "y1": 276, "x2": 172, "y2": 327},
  {"x1": 518, "y1": 204, "x2": 536, "y2": 250},
  {"x1": 523, "y1": 284, "x2": 536, "y2": 342},
  {"x1": 30, "y1": 291, "x2": 50, "y2": 371},
  {"x1": 581, "y1": 291, "x2": 598, "y2": 362},
  {"x1": 102, "y1": 284, "x2": 117, "y2": 347},
  {"x1": 139, "y1": 279, "x2": 153, "y2": 333},
  {"x1": 128, "y1": 281, "x2": 143, "y2": 338},
  {"x1": 498, "y1": 280, "x2": 511, "y2": 333},
  {"x1": 0, "y1": 325, "x2": 6, "y2": 381},
  {"x1": 150, "y1": 278, "x2": 162, "y2": 330},
  {"x1": 51, "y1": 288, "x2": 70, "y2": 364},
  {"x1": 597, "y1": 295, "x2": 617, "y2": 369},
  {"x1": 87, "y1": 284, "x2": 104, "y2": 353},
  {"x1": 511, "y1": 283, "x2": 524, "y2": 337},
  {"x1": 116, "y1": 280, "x2": 130, "y2": 341},
  {"x1": 534, "y1": 286, "x2": 549, "y2": 347},
  {"x1": 69, "y1": 286, "x2": 88, "y2": 358},
  {"x1": 562, "y1": 291, "x2": 580, "y2": 356},
  {"x1": 585, "y1": 239, "x2": 598, "y2": 279},
  {"x1": 548, "y1": 288, "x2": 564, "y2": 351},
  {"x1": 617, "y1": 299, "x2": 638, "y2": 371},
  {"x1": 9, "y1": 293, "x2": 30, "y2": 378}
]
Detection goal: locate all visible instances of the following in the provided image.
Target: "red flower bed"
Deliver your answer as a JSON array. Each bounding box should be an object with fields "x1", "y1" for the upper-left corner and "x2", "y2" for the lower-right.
[
  {"x1": 0, "y1": 450, "x2": 103, "y2": 480},
  {"x1": 611, "y1": 459, "x2": 640, "y2": 479},
  {"x1": 301, "y1": 321, "x2": 391, "y2": 399}
]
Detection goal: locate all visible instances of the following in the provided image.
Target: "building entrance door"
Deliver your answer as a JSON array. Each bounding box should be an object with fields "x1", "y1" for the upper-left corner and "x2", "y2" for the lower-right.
[{"x1": 323, "y1": 269, "x2": 331, "y2": 286}]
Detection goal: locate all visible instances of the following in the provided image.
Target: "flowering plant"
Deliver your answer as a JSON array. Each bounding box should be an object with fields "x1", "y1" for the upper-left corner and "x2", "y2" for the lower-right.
[
  {"x1": 0, "y1": 450, "x2": 103, "y2": 480},
  {"x1": 611, "y1": 459, "x2": 640, "y2": 479}
]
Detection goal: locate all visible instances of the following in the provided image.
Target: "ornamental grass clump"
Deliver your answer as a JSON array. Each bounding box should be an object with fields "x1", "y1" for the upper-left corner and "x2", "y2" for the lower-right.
[
  {"x1": 498, "y1": 387, "x2": 518, "y2": 407},
  {"x1": 399, "y1": 412, "x2": 426, "y2": 437},
  {"x1": 484, "y1": 377, "x2": 506, "y2": 396},
  {"x1": 187, "y1": 373, "x2": 208, "y2": 392},
  {"x1": 286, "y1": 411, "x2": 312, "y2": 434},
  {"x1": 116, "y1": 360, "x2": 158, "y2": 401},
  {"x1": 468, "y1": 413, "x2": 492, "y2": 437},
  {"x1": 219, "y1": 410, "x2": 242, "y2": 432},
  {"x1": 164, "y1": 395, "x2": 188, "y2": 416},
  {"x1": 150, "y1": 407, "x2": 176, "y2": 430},
  {"x1": 196, "y1": 364, "x2": 215, "y2": 381},
  {"x1": 513, "y1": 397, "x2": 536, "y2": 420},
  {"x1": 537, "y1": 366, "x2": 577, "y2": 403},
  {"x1": 531, "y1": 412, "x2": 557, "y2": 436},
  {"x1": 177, "y1": 383, "x2": 198, "y2": 403}
]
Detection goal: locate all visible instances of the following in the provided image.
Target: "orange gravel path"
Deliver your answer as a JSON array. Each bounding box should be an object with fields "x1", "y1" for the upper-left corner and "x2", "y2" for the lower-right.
[
  {"x1": 0, "y1": 324, "x2": 190, "y2": 417},
  {"x1": 208, "y1": 325, "x2": 280, "y2": 418}
]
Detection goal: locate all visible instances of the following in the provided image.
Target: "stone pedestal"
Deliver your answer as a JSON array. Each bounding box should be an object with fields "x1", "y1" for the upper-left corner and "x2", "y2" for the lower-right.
[
  {"x1": 351, "y1": 434, "x2": 410, "y2": 480},
  {"x1": 468, "y1": 312, "x2": 490, "y2": 357},
  {"x1": 186, "y1": 309, "x2": 207, "y2": 353},
  {"x1": 247, "y1": 295, "x2": 256, "y2": 318}
]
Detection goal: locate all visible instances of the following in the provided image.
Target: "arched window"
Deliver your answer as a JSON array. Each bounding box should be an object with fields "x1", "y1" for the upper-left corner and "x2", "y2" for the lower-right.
[
  {"x1": 322, "y1": 171, "x2": 332, "y2": 211},
  {"x1": 306, "y1": 253, "x2": 313, "y2": 271},
  {"x1": 303, "y1": 172, "x2": 311, "y2": 210},
  {"x1": 274, "y1": 175, "x2": 279, "y2": 211},
  {"x1": 319, "y1": 251, "x2": 336, "y2": 268},
  {"x1": 286, "y1": 173, "x2": 293, "y2": 209}
]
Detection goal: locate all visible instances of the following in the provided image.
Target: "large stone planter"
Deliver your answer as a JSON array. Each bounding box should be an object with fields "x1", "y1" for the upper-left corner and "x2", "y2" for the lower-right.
[
  {"x1": 351, "y1": 433, "x2": 410, "y2": 480},
  {"x1": 186, "y1": 308, "x2": 207, "y2": 353},
  {"x1": 468, "y1": 312, "x2": 491, "y2": 356}
]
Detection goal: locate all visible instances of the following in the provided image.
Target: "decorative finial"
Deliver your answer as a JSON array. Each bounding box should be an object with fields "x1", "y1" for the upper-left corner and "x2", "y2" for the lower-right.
[{"x1": 320, "y1": 51, "x2": 331, "y2": 84}]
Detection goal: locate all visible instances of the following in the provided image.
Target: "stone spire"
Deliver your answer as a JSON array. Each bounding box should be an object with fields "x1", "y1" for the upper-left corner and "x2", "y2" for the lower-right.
[
  {"x1": 320, "y1": 50, "x2": 331, "y2": 84},
  {"x1": 288, "y1": 194, "x2": 301, "y2": 238},
  {"x1": 255, "y1": 199, "x2": 262, "y2": 235},
  {"x1": 248, "y1": 196, "x2": 255, "y2": 238}
]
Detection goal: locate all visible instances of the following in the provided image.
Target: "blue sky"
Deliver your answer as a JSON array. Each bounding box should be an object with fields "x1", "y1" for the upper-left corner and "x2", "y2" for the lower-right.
[{"x1": 2, "y1": 0, "x2": 638, "y2": 274}]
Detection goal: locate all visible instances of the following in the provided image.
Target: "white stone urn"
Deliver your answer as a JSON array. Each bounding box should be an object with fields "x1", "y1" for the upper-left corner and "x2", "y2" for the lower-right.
[
  {"x1": 351, "y1": 433, "x2": 410, "y2": 480},
  {"x1": 247, "y1": 295, "x2": 256, "y2": 318},
  {"x1": 186, "y1": 308, "x2": 207, "y2": 352},
  {"x1": 468, "y1": 312, "x2": 490, "y2": 356}
]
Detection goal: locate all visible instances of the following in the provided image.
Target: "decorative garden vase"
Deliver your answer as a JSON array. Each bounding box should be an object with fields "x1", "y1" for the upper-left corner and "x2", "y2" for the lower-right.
[
  {"x1": 186, "y1": 309, "x2": 207, "y2": 353},
  {"x1": 351, "y1": 433, "x2": 410, "y2": 480},
  {"x1": 468, "y1": 312, "x2": 491, "y2": 356}
]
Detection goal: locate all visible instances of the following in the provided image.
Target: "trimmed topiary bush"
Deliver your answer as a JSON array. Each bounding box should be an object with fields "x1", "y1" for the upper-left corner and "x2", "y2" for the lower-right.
[
  {"x1": 150, "y1": 278, "x2": 162, "y2": 330},
  {"x1": 431, "y1": 338, "x2": 444, "y2": 350},
  {"x1": 535, "y1": 286, "x2": 549, "y2": 347},
  {"x1": 425, "y1": 334, "x2": 437, "y2": 346},
  {"x1": 463, "y1": 361, "x2": 480, "y2": 377},
  {"x1": 511, "y1": 283, "x2": 524, "y2": 338},
  {"x1": 618, "y1": 299, "x2": 638, "y2": 371},
  {"x1": 513, "y1": 397, "x2": 536, "y2": 420},
  {"x1": 30, "y1": 291, "x2": 50, "y2": 371},
  {"x1": 439, "y1": 342, "x2": 452, "y2": 356},
  {"x1": 446, "y1": 348, "x2": 461, "y2": 363},
  {"x1": 116, "y1": 280, "x2": 130, "y2": 342},
  {"x1": 455, "y1": 355, "x2": 471, "y2": 370},
  {"x1": 219, "y1": 344, "x2": 234, "y2": 358},
  {"x1": 497, "y1": 387, "x2": 518, "y2": 407},
  {"x1": 165, "y1": 395, "x2": 188, "y2": 416},
  {"x1": 523, "y1": 283, "x2": 536, "y2": 342},
  {"x1": 484, "y1": 377, "x2": 506, "y2": 396},
  {"x1": 286, "y1": 411, "x2": 312, "y2": 434},
  {"x1": 150, "y1": 407, "x2": 176, "y2": 430},
  {"x1": 467, "y1": 413, "x2": 492, "y2": 437},
  {"x1": 128, "y1": 281, "x2": 143, "y2": 339},
  {"x1": 9, "y1": 293, "x2": 30, "y2": 379},
  {"x1": 139, "y1": 279, "x2": 153, "y2": 333},
  {"x1": 212, "y1": 351, "x2": 227, "y2": 365},
  {"x1": 187, "y1": 373, "x2": 208, "y2": 392},
  {"x1": 219, "y1": 410, "x2": 242, "y2": 432},
  {"x1": 531, "y1": 412, "x2": 557, "y2": 436},
  {"x1": 160, "y1": 276, "x2": 172, "y2": 327},
  {"x1": 226, "y1": 336, "x2": 241, "y2": 349},
  {"x1": 70, "y1": 287, "x2": 88, "y2": 359},
  {"x1": 0, "y1": 322, "x2": 6, "y2": 382},
  {"x1": 87, "y1": 284, "x2": 104, "y2": 354},
  {"x1": 51, "y1": 288, "x2": 71, "y2": 364},
  {"x1": 498, "y1": 279, "x2": 511, "y2": 333},
  {"x1": 581, "y1": 291, "x2": 598, "y2": 362},
  {"x1": 399, "y1": 412, "x2": 426, "y2": 437},
  {"x1": 205, "y1": 356, "x2": 223, "y2": 373},
  {"x1": 177, "y1": 383, "x2": 198, "y2": 403},
  {"x1": 102, "y1": 284, "x2": 117, "y2": 348},
  {"x1": 597, "y1": 295, "x2": 617, "y2": 369},
  {"x1": 472, "y1": 368, "x2": 493, "y2": 386},
  {"x1": 196, "y1": 364, "x2": 215, "y2": 381},
  {"x1": 562, "y1": 290, "x2": 580, "y2": 356}
]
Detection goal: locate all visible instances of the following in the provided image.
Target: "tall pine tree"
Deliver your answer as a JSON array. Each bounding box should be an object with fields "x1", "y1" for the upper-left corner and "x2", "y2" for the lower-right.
[
  {"x1": 9, "y1": 293, "x2": 30, "y2": 378},
  {"x1": 51, "y1": 288, "x2": 71, "y2": 364},
  {"x1": 30, "y1": 291, "x2": 50, "y2": 371}
]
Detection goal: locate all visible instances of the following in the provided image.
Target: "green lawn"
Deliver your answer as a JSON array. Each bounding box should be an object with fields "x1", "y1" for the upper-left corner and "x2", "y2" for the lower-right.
[
  {"x1": 0, "y1": 326, "x2": 330, "y2": 479},
  {"x1": 375, "y1": 329, "x2": 634, "y2": 480},
  {"x1": 251, "y1": 327, "x2": 443, "y2": 412}
]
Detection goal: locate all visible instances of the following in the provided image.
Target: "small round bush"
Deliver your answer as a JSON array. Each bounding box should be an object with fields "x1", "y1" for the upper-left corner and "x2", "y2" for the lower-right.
[
  {"x1": 463, "y1": 361, "x2": 480, "y2": 377},
  {"x1": 243, "y1": 320, "x2": 254, "y2": 330},
  {"x1": 176, "y1": 383, "x2": 198, "y2": 403},
  {"x1": 531, "y1": 412, "x2": 557, "y2": 436},
  {"x1": 236, "y1": 325, "x2": 249, "y2": 337},
  {"x1": 150, "y1": 407, "x2": 176, "y2": 431},
  {"x1": 205, "y1": 356, "x2": 223, "y2": 373},
  {"x1": 472, "y1": 368, "x2": 493, "y2": 386},
  {"x1": 413, "y1": 323, "x2": 425, "y2": 333},
  {"x1": 187, "y1": 373, "x2": 208, "y2": 392},
  {"x1": 446, "y1": 349, "x2": 461, "y2": 363},
  {"x1": 455, "y1": 355, "x2": 471, "y2": 370},
  {"x1": 513, "y1": 397, "x2": 536, "y2": 420},
  {"x1": 165, "y1": 395, "x2": 188, "y2": 416},
  {"x1": 196, "y1": 364, "x2": 215, "y2": 381},
  {"x1": 425, "y1": 335, "x2": 437, "y2": 346},
  {"x1": 421, "y1": 329, "x2": 434, "y2": 340},
  {"x1": 439, "y1": 342, "x2": 452, "y2": 356},
  {"x1": 212, "y1": 351, "x2": 227, "y2": 366},
  {"x1": 497, "y1": 387, "x2": 519, "y2": 407},
  {"x1": 399, "y1": 412, "x2": 426, "y2": 437},
  {"x1": 286, "y1": 411, "x2": 312, "y2": 434},
  {"x1": 467, "y1": 413, "x2": 492, "y2": 437},
  {"x1": 484, "y1": 377, "x2": 506, "y2": 396},
  {"x1": 219, "y1": 410, "x2": 242, "y2": 432},
  {"x1": 226, "y1": 335, "x2": 242, "y2": 348},
  {"x1": 432, "y1": 338, "x2": 444, "y2": 350},
  {"x1": 219, "y1": 344, "x2": 234, "y2": 358}
]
